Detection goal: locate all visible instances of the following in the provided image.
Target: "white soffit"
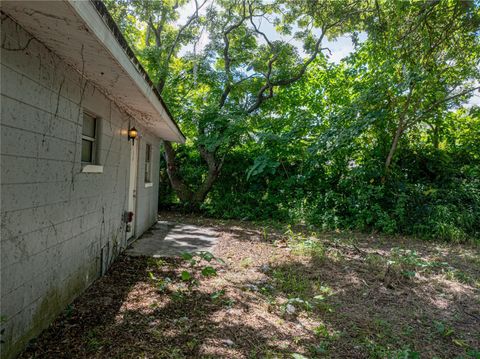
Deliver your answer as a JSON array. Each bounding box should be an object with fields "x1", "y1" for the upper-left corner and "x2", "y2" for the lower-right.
[{"x1": 2, "y1": 0, "x2": 185, "y2": 143}]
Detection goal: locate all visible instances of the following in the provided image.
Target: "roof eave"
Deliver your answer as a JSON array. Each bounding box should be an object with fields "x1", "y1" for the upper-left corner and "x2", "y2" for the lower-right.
[{"x1": 79, "y1": 0, "x2": 186, "y2": 143}]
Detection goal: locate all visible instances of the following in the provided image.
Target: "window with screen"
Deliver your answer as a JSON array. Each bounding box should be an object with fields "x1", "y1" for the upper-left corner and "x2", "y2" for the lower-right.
[
  {"x1": 145, "y1": 143, "x2": 152, "y2": 183},
  {"x1": 81, "y1": 112, "x2": 97, "y2": 163}
]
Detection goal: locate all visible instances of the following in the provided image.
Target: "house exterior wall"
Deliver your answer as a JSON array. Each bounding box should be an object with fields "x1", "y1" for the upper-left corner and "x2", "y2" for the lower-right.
[{"x1": 0, "y1": 16, "x2": 160, "y2": 359}]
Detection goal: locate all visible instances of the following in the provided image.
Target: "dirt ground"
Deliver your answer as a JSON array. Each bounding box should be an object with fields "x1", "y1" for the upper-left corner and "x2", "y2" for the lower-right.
[{"x1": 19, "y1": 212, "x2": 479, "y2": 358}]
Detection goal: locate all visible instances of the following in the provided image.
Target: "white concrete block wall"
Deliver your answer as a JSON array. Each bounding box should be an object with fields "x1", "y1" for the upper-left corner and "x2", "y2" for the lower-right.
[{"x1": 0, "y1": 16, "x2": 160, "y2": 358}]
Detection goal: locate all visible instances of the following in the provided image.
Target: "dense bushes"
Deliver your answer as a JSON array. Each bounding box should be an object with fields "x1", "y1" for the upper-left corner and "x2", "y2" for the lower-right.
[{"x1": 159, "y1": 138, "x2": 480, "y2": 244}]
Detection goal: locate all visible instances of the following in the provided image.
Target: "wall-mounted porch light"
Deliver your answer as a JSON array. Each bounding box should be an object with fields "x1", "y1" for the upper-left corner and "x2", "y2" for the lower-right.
[{"x1": 128, "y1": 127, "x2": 138, "y2": 145}]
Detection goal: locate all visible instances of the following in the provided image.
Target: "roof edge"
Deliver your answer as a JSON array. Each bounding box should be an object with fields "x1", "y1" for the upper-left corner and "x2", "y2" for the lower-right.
[{"x1": 89, "y1": 0, "x2": 185, "y2": 142}]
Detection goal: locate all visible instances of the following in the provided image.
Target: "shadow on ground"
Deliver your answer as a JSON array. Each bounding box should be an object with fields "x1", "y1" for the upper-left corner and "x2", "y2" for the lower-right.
[
  {"x1": 18, "y1": 255, "x2": 315, "y2": 358},
  {"x1": 126, "y1": 221, "x2": 218, "y2": 257},
  {"x1": 18, "y1": 215, "x2": 480, "y2": 358}
]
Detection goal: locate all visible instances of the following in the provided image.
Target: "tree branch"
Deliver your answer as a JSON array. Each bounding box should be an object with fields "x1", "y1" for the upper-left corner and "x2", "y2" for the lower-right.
[
  {"x1": 219, "y1": 0, "x2": 248, "y2": 108},
  {"x1": 411, "y1": 85, "x2": 480, "y2": 125},
  {"x1": 165, "y1": 0, "x2": 207, "y2": 67},
  {"x1": 154, "y1": 0, "x2": 208, "y2": 93}
]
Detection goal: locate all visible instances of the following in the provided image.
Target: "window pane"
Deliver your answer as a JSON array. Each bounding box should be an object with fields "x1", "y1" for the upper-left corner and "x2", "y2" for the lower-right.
[
  {"x1": 146, "y1": 144, "x2": 151, "y2": 162},
  {"x1": 145, "y1": 165, "x2": 151, "y2": 183},
  {"x1": 82, "y1": 139, "x2": 93, "y2": 163},
  {"x1": 82, "y1": 113, "x2": 96, "y2": 138},
  {"x1": 145, "y1": 144, "x2": 152, "y2": 182}
]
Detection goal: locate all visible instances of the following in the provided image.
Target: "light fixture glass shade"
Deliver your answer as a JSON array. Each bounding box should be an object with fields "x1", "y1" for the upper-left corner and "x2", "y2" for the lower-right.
[{"x1": 128, "y1": 127, "x2": 138, "y2": 141}]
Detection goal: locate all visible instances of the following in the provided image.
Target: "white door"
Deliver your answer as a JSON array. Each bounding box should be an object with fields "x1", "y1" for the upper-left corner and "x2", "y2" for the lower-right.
[{"x1": 127, "y1": 140, "x2": 138, "y2": 241}]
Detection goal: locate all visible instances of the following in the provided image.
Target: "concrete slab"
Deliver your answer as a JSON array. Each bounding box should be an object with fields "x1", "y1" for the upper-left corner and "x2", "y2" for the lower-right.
[{"x1": 125, "y1": 221, "x2": 218, "y2": 257}]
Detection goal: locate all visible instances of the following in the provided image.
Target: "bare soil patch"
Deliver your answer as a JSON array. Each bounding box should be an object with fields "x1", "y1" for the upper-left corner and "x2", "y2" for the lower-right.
[{"x1": 19, "y1": 213, "x2": 479, "y2": 358}]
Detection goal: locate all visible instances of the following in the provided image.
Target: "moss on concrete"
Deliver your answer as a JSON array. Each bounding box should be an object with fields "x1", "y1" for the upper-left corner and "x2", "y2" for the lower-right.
[{"x1": 1, "y1": 260, "x2": 99, "y2": 359}]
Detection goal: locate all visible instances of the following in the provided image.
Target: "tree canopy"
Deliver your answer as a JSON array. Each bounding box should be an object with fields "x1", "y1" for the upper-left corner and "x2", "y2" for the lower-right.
[{"x1": 105, "y1": 0, "x2": 480, "y2": 242}]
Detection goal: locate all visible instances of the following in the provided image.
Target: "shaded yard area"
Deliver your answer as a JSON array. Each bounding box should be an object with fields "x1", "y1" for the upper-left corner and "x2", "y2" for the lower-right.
[{"x1": 20, "y1": 213, "x2": 479, "y2": 358}]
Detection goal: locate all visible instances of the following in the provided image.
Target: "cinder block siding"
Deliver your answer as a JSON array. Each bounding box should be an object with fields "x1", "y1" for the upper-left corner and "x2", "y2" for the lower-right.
[{"x1": 0, "y1": 16, "x2": 159, "y2": 358}]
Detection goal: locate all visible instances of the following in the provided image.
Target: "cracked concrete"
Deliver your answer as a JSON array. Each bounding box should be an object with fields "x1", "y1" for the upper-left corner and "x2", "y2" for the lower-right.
[{"x1": 125, "y1": 221, "x2": 218, "y2": 257}]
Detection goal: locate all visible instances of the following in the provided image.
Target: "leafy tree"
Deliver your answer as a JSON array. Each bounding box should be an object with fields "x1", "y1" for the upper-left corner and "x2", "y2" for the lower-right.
[
  {"x1": 106, "y1": 0, "x2": 369, "y2": 207},
  {"x1": 364, "y1": 0, "x2": 480, "y2": 174},
  {"x1": 106, "y1": 0, "x2": 480, "y2": 242}
]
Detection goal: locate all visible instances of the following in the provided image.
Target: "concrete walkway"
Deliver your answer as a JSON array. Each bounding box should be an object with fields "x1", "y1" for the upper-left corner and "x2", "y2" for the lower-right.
[{"x1": 125, "y1": 221, "x2": 218, "y2": 257}]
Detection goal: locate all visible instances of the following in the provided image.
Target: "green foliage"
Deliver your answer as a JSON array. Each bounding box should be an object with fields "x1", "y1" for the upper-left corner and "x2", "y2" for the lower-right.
[
  {"x1": 149, "y1": 272, "x2": 173, "y2": 292},
  {"x1": 201, "y1": 266, "x2": 217, "y2": 277},
  {"x1": 181, "y1": 270, "x2": 193, "y2": 281},
  {"x1": 107, "y1": 0, "x2": 480, "y2": 243},
  {"x1": 210, "y1": 289, "x2": 225, "y2": 301},
  {"x1": 197, "y1": 130, "x2": 480, "y2": 242},
  {"x1": 285, "y1": 228, "x2": 326, "y2": 259},
  {"x1": 178, "y1": 251, "x2": 221, "y2": 284},
  {"x1": 433, "y1": 321, "x2": 454, "y2": 338},
  {"x1": 291, "y1": 354, "x2": 309, "y2": 359},
  {"x1": 270, "y1": 265, "x2": 334, "y2": 315},
  {"x1": 85, "y1": 329, "x2": 108, "y2": 352}
]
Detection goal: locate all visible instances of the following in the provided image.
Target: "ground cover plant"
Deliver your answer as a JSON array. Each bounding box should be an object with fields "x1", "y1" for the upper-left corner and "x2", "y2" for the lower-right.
[{"x1": 19, "y1": 213, "x2": 480, "y2": 358}]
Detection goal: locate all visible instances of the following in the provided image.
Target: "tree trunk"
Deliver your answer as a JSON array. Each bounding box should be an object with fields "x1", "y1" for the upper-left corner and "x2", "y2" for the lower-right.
[
  {"x1": 194, "y1": 145, "x2": 223, "y2": 203},
  {"x1": 384, "y1": 121, "x2": 405, "y2": 173},
  {"x1": 163, "y1": 141, "x2": 194, "y2": 203},
  {"x1": 163, "y1": 141, "x2": 223, "y2": 208},
  {"x1": 384, "y1": 83, "x2": 415, "y2": 175},
  {"x1": 145, "y1": 25, "x2": 151, "y2": 47}
]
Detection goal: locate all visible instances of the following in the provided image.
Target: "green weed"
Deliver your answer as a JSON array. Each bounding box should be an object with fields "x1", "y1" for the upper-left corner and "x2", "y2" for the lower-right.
[
  {"x1": 85, "y1": 329, "x2": 108, "y2": 352},
  {"x1": 271, "y1": 267, "x2": 311, "y2": 299}
]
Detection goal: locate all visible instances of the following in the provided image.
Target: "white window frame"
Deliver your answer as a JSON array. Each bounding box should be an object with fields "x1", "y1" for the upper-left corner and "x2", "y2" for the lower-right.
[{"x1": 81, "y1": 110, "x2": 103, "y2": 173}]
